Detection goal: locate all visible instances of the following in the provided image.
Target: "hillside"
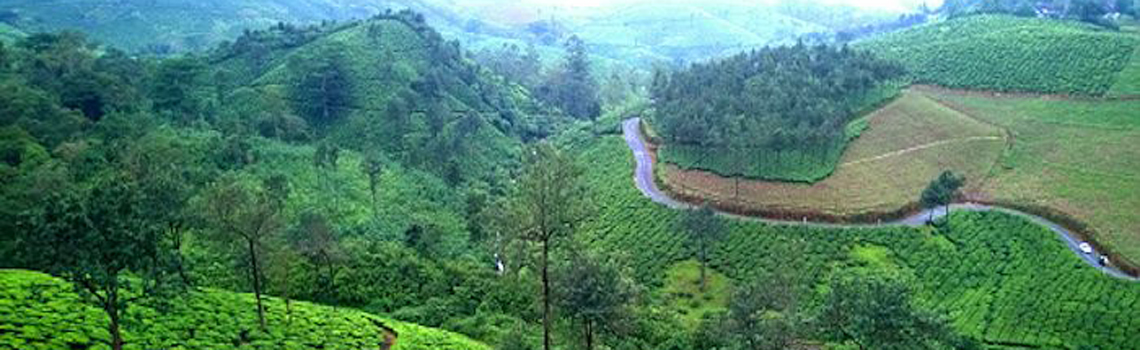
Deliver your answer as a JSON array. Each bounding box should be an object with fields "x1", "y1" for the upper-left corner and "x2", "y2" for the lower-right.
[
  {"x1": 0, "y1": 270, "x2": 489, "y2": 350},
  {"x1": 208, "y1": 11, "x2": 556, "y2": 186},
  {"x1": 857, "y1": 14, "x2": 1139, "y2": 95}
]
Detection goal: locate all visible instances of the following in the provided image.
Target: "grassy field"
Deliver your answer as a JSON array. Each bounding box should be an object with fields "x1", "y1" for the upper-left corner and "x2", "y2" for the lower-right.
[
  {"x1": 920, "y1": 87, "x2": 1140, "y2": 269},
  {"x1": 0, "y1": 269, "x2": 489, "y2": 350},
  {"x1": 573, "y1": 136, "x2": 1140, "y2": 349},
  {"x1": 858, "y1": 15, "x2": 1139, "y2": 95},
  {"x1": 660, "y1": 89, "x2": 1006, "y2": 217}
]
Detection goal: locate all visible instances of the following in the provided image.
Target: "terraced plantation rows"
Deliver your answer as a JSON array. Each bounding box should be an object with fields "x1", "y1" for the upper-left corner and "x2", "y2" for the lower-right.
[
  {"x1": 858, "y1": 15, "x2": 1139, "y2": 95},
  {"x1": 580, "y1": 136, "x2": 1140, "y2": 349},
  {"x1": 0, "y1": 270, "x2": 489, "y2": 350}
]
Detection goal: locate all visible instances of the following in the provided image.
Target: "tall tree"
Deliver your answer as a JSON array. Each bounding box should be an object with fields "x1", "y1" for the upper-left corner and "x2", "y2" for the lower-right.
[
  {"x1": 554, "y1": 251, "x2": 636, "y2": 350},
  {"x1": 360, "y1": 151, "x2": 385, "y2": 217},
  {"x1": 540, "y1": 35, "x2": 600, "y2": 121},
  {"x1": 920, "y1": 170, "x2": 965, "y2": 224},
  {"x1": 36, "y1": 172, "x2": 161, "y2": 350},
  {"x1": 507, "y1": 142, "x2": 589, "y2": 350},
  {"x1": 678, "y1": 206, "x2": 725, "y2": 292},
  {"x1": 201, "y1": 174, "x2": 290, "y2": 330}
]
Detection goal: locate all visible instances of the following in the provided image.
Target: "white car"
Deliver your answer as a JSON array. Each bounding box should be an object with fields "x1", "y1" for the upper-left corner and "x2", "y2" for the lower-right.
[{"x1": 1078, "y1": 242, "x2": 1093, "y2": 255}]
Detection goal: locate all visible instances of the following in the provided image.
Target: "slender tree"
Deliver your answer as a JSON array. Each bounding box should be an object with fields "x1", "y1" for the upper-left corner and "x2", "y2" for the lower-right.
[
  {"x1": 678, "y1": 205, "x2": 725, "y2": 292},
  {"x1": 202, "y1": 174, "x2": 290, "y2": 330},
  {"x1": 554, "y1": 251, "x2": 635, "y2": 350},
  {"x1": 360, "y1": 151, "x2": 385, "y2": 217},
  {"x1": 508, "y1": 142, "x2": 589, "y2": 350}
]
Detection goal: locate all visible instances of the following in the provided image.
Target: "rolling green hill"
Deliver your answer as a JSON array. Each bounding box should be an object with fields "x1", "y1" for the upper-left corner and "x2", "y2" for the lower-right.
[
  {"x1": 857, "y1": 14, "x2": 1139, "y2": 95},
  {"x1": 0, "y1": 269, "x2": 489, "y2": 350},
  {"x1": 0, "y1": 0, "x2": 465, "y2": 53},
  {"x1": 208, "y1": 12, "x2": 557, "y2": 186}
]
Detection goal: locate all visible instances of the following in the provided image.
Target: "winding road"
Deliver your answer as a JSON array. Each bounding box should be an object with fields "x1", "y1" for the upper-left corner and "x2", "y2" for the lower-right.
[{"x1": 622, "y1": 118, "x2": 1139, "y2": 281}]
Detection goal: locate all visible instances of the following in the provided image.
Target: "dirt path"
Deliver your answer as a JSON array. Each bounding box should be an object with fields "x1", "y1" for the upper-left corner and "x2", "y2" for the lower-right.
[
  {"x1": 840, "y1": 136, "x2": 1004, "y2": 167},
  {"x1": 622, "y1": 118, "x2": 1139, "y2": 281}
]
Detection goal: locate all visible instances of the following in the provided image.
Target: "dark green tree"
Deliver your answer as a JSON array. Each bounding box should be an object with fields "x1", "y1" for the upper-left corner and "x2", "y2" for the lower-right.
[
  {"x1": 540, "y1": 35, "x2": 600, "y2": 121},
  {"x1": 507, "y1": 142, "x2": 590, "y2": 350},
  {"x1": 920, "y1": 170, "x2": 965, "y2": 224},
  {"x1": 677, "y1": 206, "x2": 724, "y2": 292},
  {"x1": 291, "y1": 48, "x2": 350, "y2": 126},
  {"x1": 554, "y1": 251, "x2": 636, "y2": 350},
  {"x1": 151, "y1": 56, "x2": 210, "y2": 122},
  {"x1": 821, "y1": 269, "x2": 965, "y2": 350},
  {"x1": 36, "y1": 172, "x2": 161, "y2": 350}
]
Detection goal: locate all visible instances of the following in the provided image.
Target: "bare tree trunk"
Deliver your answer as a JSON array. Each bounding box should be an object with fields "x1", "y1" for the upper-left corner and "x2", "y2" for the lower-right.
[
  {"x1": 108, "y1": 289, "x2": 123, "y2": 350},
  {"x1": 698, "y1": 238, "x2": 708, "y2": 292},
  {"x1": 248, "y1": 239, "x2": 267, "y2": 330},
  {"x1": 584, "y1": 319, "x2": 594, "y2": 350},
  {"x1": 542, "y1": 240, "x2": 552, "y2": 350}
]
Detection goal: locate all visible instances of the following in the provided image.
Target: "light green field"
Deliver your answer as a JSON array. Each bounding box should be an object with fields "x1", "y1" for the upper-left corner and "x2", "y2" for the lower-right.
[
  {"x1": 0, "y1": 269, "x2": 489, "y2": 350},
  {"x1": 922, "y1": 88, "x2": 1140, "y2": 268},
  {"x1": 659, "y1": 260, "x2": 732, "y2": 329}
]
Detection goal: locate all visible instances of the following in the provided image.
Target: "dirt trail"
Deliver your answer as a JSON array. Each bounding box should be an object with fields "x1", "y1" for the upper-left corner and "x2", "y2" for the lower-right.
[{"x1": 840, "y1": 136, "x2": 1004, "y2": 167}]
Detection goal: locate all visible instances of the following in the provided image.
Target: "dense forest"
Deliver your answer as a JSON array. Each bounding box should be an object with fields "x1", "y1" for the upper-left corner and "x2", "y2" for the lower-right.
[{"x1": 649, "y1": 43, "x2": 904, "y2": 182}]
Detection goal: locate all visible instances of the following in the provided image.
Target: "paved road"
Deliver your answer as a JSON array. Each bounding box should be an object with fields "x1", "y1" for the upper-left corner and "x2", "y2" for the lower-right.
[{"x1": 622, "y1": 118, "x2": 1139, "y2": 281}]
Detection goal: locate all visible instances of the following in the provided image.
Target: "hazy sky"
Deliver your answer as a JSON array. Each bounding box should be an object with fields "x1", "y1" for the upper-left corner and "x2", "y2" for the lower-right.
[{"x1": 517, "y1": 0, "x2": 943, "y2": 12}]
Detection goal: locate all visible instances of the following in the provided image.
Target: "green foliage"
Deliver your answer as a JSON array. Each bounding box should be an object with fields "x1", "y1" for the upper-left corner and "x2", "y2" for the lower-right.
[
  {"x1": 920, "y1": 170, "x2": 965, "y2": 211},
  {"x1": 859, "y1": 15, "x2": 1139, "y2": 95},
  {"x1": 574, "y1": 136, "x2": 1140, "y2": 349},
  {"x1": 0, "y1": 269, "x2": 490, "y2": 350},
  {"x1": 821, "y1": 268, "x2": 962, "y2": 350},
  {"x1": 538, "y1": 35, "x2": 601, "y2": 121},
  {"x1": 650, "y1": 43, "x2": 903, "y2": 182}
]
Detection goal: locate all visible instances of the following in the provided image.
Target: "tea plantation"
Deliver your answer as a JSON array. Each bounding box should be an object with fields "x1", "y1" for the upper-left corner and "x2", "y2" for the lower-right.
[
  {"x1": 858, "y1": 15, "x2": 1139, "y2": 95},
  {"x1": 0, "y1": 270, "x2": 490, "y2": 350},
  {"x1": 578, "y1": 136, "x2": 1140, "y2": 349}
]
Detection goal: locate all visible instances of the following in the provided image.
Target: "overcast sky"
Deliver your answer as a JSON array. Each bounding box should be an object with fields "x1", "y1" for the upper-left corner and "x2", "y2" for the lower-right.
[{"x1": 515, "y1": 0, "x2": 943, "y2": 12}]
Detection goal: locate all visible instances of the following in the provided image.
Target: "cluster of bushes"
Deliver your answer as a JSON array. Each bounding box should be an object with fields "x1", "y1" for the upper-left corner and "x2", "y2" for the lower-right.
[{"x1": 859, "y1": 15, "x2": 1138, "y2": 95}]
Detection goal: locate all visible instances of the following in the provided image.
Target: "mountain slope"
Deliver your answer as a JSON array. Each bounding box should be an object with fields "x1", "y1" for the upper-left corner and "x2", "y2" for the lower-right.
[
  {"x1": 857, "y1": 15, "x2": 1139, "y2": 95},
  {"x1": 209, "y1": 12, "x2": 555, "y2": 186},
  {"x1": 0, "y1": 269, "x2": 489, "y2": 350}
]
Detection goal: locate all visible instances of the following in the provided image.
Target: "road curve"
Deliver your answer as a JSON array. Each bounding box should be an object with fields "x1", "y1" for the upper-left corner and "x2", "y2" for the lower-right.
[{"x1": 622, "y1": 118, "x2": 1139, "y2": 282}]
